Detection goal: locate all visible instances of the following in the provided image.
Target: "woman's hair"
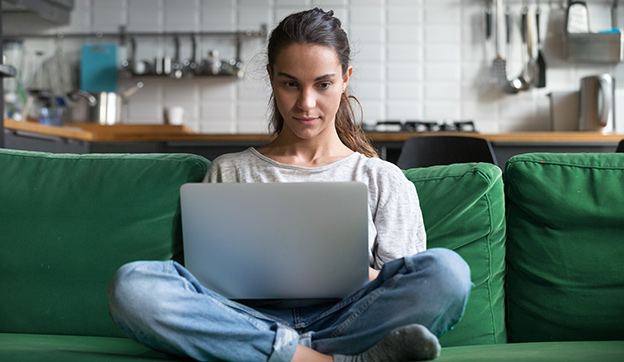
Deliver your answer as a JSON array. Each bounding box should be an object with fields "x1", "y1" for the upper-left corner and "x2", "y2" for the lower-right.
[{"x1": 267, "y1": 8, "x2": 378, "y2": 158}]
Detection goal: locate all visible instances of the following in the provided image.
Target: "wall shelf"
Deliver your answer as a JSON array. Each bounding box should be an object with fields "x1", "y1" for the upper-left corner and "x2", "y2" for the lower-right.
[{"x1": 4, "y1": 25, "x2": 268, "y2": 80}]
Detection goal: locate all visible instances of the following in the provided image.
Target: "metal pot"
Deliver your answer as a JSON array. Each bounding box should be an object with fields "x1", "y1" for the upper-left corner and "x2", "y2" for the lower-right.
[{"x1": 68, "y1": 82, "x2": 144, "y2": 125}]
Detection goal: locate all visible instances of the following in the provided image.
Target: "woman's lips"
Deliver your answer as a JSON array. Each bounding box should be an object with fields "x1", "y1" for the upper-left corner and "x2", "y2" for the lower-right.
[{"x1": 295, "y1": 116, "x2": 319, "y2": 124}]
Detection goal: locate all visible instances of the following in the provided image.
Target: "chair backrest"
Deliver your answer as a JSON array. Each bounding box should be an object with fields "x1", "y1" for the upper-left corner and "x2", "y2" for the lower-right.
[
  {"x1": 396, "y1": 135, "x2": 498, "y2": 169},
  {"x1": 617, "y1": 139, "x2": 624, "y2": 153}
]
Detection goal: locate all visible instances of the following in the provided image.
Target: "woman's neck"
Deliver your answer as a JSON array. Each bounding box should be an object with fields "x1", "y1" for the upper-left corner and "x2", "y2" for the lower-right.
[{"x1": 258, "y1": 130, "x2": 354, "y2": 168}]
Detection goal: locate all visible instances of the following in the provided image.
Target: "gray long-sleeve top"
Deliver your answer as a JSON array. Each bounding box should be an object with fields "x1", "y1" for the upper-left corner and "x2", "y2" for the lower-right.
[{"x1": 204, "y1": 148, "x2": 426, "y2": 268}]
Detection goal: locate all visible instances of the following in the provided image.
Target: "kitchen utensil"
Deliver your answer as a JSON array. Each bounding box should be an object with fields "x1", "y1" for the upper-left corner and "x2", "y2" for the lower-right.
[
  {"x1": 477, "y1": 1, "x2": 496, "y2": 86},
  {"x1": 68, "y1": 82, "x2": 144, "y2": 125},
  {"x1": 486, "y1": 3, "x2": 493, "y2": 50},
  {"x1": 502, "y1": 6, "x2": 519, "y2": 94},
  {"x1": 491, "y1": 0, "x2": 508, "y2": 84},
  {"x1": 52, "y1": 38, "x2": 72, "y2": 95},
  {"x1": 509, "y1": 5, "x2": 532, "y2": 92},
  {"x1": 535, "y1": 2, "x2": 546, "y2": 88},
  {"x1": 206, "y1": 49, "x2": 221, "y2": 75},
  {"x1": 68, "y1": 90, "x2": 97, "y2": 106},
  {"x1": 120, "y1": 37, "x2": 136, "y2": 76},
  {"x1": 171, "y1": 36, "x2": 183, "y2": 79},
  {"x1": 155, "y1": 56, "x2": 172, "y2": 75},
  {"x1": 133, "y1": 59, "x2": 152, "y2": 75},
  {"x1": 484, "y1": 2, "x2": 493, "y2": 66},
  {"x1": 121, "y1": 36, "x2": 153, "y2": 75},
  {"x1": 579, "y1": 74, "x2": 614, "y2": 133},
  {"x1": 183, "y1": 35, "x2": 198, "y2": 76},
  {"x1": 566, "y1": 1, "x2": 589, "y2": 33},
  {"x1": 80, "y1": 44, "x2": 118, "y2": 93},
  {"x1": 67, "y1": 89, "x2": 96, "y2": 123}
]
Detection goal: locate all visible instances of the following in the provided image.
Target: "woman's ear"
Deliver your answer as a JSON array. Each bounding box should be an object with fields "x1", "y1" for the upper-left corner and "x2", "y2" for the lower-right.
[
  {"x1": 266, "y1": 64, "x2": 273, "y2": 80},
  {"x1": 342, "y1": 65, "x2": 353, "y2": 91}
]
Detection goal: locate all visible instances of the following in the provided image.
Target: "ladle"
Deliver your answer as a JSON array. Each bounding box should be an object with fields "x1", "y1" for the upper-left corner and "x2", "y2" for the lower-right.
[{"x1": 506, "y1": 3, "x2": 536, "y2": 93}]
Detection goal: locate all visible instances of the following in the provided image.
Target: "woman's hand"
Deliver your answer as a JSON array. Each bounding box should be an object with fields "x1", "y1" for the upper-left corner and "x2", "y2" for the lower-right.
[{"x1": 369, "y1": 267, "x2": 380, "y2": 282}]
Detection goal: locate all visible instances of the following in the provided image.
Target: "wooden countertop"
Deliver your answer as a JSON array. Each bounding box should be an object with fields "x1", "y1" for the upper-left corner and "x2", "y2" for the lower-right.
[{"x1": 5, "y1": 119, "x2": 624, "y2": 144}]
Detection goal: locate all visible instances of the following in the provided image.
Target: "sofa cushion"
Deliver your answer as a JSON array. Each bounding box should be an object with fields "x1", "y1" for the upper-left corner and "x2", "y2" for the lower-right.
[
  {"x1": 437, "y1": 341, "x2": 624, "y2": 361},
  {"x1": 0, "y1": 333, "x2": 179, "y2": 361},
  {"x1": 0, "y1": 149, "x2": 210, "y2": 338},
  {"x1": 403, "y1": 163, "x2": 506, "y2": 347},
  {"x1": 504, "y1": 153, "x2": 624, "y2": 342}
]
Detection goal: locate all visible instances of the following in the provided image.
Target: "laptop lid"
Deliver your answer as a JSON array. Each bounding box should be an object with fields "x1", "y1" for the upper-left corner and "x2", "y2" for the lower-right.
[{"x1": 180, "y1": 182, "x2": 369, "y2": 300}]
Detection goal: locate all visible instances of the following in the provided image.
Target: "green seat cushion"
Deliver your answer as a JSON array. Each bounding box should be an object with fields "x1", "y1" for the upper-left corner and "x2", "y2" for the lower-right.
[
  {"x1": 0, "y1": 333, "x2": 181, "y2": 361},
  {"x1": 404, "y1": 163, "x2": 506, "y2": 346},
  {"x1": 0, "y1": 149, "x2": 210, "y2": 337},
  {"x1": 504, "y1": 153, "x2": 624, "y2": 342},
  {"x1": 437, "y1": 341, "x2": 624, "y2": 361}
]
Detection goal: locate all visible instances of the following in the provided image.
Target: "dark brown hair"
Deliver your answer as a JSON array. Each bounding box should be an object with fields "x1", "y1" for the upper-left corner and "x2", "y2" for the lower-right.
[{"x1": 267, "y1": 8, "x2": 378, "y2": 158}]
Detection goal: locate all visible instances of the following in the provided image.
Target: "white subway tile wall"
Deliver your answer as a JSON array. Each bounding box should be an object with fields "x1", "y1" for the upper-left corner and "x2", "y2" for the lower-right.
[{"x1": 4, "y1": 0, "x2": 624, "y2": 134}]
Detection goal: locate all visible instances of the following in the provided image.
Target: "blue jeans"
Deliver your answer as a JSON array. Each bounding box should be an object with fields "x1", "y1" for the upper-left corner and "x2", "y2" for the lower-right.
[{"x1": 107, "y1": 248, "x2": 471, "y2": 362}]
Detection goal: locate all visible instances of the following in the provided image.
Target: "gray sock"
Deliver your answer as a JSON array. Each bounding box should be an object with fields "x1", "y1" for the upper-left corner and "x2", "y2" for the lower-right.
[{"x1": 333, "y1": 324, "x2": 441, "y2": 362}]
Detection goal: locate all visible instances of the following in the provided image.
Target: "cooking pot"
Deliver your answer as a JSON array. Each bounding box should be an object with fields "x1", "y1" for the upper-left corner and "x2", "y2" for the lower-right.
[{"x1": 68, "y1": 82, "x2": 144, "y2": 125}]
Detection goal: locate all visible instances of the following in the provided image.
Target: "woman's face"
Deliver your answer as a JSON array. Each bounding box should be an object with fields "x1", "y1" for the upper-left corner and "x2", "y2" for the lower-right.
[{"x1": 268, "y1": 43, "x2": 352, "y2": 141}]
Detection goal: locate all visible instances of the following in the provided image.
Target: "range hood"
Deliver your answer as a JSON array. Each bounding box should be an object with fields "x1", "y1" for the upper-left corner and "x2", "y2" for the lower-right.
[{"x1": 2, "y1": 0, "x2": 73, "y2": 25}]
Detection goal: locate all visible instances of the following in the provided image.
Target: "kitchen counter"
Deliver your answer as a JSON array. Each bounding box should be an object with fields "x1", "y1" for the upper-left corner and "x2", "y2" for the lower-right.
[
  {"x1": 4, "y1": 119, "x2": 623, "y2": 164},
  {"x1": 5, "y1": 119, "x2": 624, "y2": 143}
]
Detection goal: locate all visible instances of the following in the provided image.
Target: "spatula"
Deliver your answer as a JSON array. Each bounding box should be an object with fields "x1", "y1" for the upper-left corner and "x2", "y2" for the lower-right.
[
  {"x1": 535, "y1": 3, "x2": 546, "y2": 88},
  {"x1": 491, "y1": 0, "x2": 508, "y2": 85}
]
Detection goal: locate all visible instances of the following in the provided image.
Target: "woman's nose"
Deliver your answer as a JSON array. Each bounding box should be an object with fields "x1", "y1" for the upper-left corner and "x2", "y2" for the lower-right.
[{"x1": 296, "y1": 88, "x2": 316, "y2": 110}]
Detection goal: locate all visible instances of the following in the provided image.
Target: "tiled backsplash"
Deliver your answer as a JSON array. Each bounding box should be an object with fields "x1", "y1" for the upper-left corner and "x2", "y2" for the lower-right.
[{"x1": 4, "y1": 0, "x2": 624, "y2": 133}]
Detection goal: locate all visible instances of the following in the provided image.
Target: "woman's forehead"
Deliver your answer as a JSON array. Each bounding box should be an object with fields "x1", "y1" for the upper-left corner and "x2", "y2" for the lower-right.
[{"x1": 272, "y1": 43, "x2": 342, "y2": 77}]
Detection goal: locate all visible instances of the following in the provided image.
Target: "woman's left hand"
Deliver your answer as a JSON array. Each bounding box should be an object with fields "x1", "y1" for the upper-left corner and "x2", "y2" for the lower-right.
[{"x1": 369, "y1": 267, "x2": 380, "y2": 282}]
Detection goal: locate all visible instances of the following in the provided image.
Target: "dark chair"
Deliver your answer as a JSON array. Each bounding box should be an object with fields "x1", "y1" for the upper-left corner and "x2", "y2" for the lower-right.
[
  {"x1": 616, "y1": 139, "x2": 624, "y2": 153},
  {"x1": 396, "y1": 135, "x2": 498, "y2": 169}
]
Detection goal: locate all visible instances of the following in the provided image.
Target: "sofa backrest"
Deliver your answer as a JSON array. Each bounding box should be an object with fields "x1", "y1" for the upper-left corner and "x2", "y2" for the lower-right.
[
  {"x1": 0, "y1": 149, "x2": 210, "y2": 337},
  {"x1": 504, "y1": 153, "x2": 624, "y2": 342},
  {"x1": 404, "y1": 163, "x2": 507, "y2": 347}
]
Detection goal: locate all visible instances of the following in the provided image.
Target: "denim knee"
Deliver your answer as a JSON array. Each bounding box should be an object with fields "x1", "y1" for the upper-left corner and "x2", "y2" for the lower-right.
[
  {"x1": 409, "y1": 248, "x2": 472, "y2": 309},
  {"x1": 107, "y1": 260, "x2": 171, "y2": 326}
]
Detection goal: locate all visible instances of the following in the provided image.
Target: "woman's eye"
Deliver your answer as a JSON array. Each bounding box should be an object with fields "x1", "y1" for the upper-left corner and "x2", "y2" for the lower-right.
[
  {"x1": 318, "y1": 82, "x2": 331, "y2": 89},
  {"x1": 285, "y1": 82, "x2": 297, "y2": 88}
]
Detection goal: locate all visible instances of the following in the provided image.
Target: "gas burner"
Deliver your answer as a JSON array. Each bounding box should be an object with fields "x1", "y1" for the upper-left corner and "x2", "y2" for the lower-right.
[
  {"x1": 371, "y1": 120, "x2": 403, "y2": 132},
  {"x1": 367, "y1": 120, "x2": 477, "y2": 133}
]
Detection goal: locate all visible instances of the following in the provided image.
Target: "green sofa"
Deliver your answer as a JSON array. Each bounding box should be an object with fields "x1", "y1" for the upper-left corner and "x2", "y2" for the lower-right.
[{"x1": 1, "y1": 148, "x2": 623, "y2": 361}]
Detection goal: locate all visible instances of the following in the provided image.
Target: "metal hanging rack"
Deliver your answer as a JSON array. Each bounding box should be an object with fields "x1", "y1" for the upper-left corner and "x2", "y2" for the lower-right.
[
  {"x1": 4, "y1": 25, "x2": 268, "y2": 79},
  {"x1": 4, "y1": 25, "x2": 268, "y2": 61},
  {"x1": 4, "y1": 25, "x2": 268, "y2": 42}
]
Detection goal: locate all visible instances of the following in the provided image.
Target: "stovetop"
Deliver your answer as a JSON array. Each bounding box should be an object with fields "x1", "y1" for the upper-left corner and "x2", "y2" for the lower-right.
[{"x1": 363, "y1": 120, "x2": 477, "y2": 133}]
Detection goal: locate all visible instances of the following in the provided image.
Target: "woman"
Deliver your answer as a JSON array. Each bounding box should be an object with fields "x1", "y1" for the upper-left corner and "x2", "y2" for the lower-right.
[{"x1": 108, "y1": 8, "x2": 471, "y2": 362}]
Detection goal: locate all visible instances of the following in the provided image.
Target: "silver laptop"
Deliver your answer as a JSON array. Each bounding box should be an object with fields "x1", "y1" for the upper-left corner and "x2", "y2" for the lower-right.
[{"x1": 180, "y1": 182, "x2": 369, "y2": 300}]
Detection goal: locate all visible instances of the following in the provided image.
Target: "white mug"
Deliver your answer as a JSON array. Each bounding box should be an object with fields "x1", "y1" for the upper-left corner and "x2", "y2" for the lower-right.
[{"x1": 164, "y1": 106, "x2": 184, "y2": 125}]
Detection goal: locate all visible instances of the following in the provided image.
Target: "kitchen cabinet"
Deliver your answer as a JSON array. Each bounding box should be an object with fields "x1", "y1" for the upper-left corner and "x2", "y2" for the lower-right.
[{"x1": 5, "y1": 128, "x2": 88, "y2": 153}]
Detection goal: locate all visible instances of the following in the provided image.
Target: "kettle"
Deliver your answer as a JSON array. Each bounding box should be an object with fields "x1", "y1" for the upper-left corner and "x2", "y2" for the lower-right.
[{"x1": 579, "y1": 74, "x2": 615, "y2": 133}]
